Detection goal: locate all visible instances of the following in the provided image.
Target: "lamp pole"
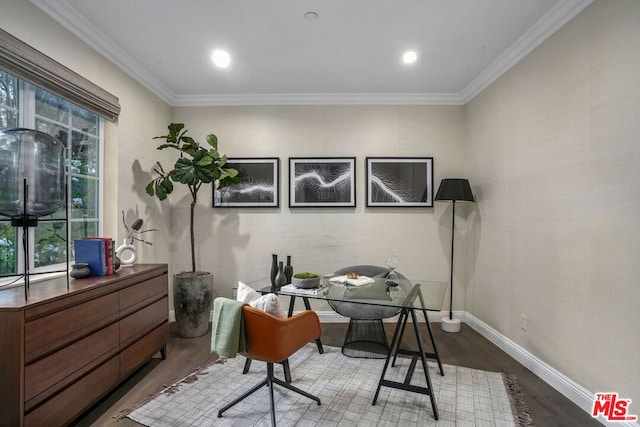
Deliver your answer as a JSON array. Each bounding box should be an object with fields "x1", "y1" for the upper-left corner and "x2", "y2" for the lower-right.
[
  {"x1": 440, "y1": 199, "x2": 461, "y2": 332},
  {"x1": 435, "y1": 178, "x2": 474, "y2": 333},
  {"x1": 448, "y1": 200, "x2": 456, "y2": 321}
]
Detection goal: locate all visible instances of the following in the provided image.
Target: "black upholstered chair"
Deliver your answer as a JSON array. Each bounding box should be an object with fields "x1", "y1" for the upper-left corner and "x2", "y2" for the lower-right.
[{"x1": 328, "y1": 265, "x2": 406, "y2": 358}]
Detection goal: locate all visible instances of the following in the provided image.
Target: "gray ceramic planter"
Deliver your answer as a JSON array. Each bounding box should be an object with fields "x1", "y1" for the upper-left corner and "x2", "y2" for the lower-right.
[
  {"x1": 291, "y1": 276, "x2": 320, "y2": 289},
  {"x1": 173, "y1": 271, "x2": 213, "y2": 338}
]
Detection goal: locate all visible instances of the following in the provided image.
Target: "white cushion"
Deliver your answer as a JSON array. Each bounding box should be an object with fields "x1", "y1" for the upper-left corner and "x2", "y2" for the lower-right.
[
  {"x1": 237, "y1": 281, "x2": 260, "y2": 304},
  {"x1": 236, "y1": 281, "x2": 285, "y2": 317},
  {"x1": 248, "y1": 294, "x2": 285, "y2": 318}
]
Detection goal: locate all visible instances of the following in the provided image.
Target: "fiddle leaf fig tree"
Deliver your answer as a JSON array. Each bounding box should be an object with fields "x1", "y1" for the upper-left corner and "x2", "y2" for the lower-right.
[{"x1": 146, "y1": 123, "x2": 239, "y2": 273}]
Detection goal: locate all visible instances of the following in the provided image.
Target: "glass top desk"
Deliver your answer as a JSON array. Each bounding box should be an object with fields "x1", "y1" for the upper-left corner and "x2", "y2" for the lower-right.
[{"x1": 247, "y1": 276, "x2": 447, "y2": 420}]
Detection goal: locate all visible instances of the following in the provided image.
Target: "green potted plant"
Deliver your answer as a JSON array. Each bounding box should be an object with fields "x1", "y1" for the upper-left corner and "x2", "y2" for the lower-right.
[
  {"x1": 146, "y1": 123, "x2": 238, "y2": 337},
  {"x1": 292, "y1": 272, "x2": 321, "y2": 289}
]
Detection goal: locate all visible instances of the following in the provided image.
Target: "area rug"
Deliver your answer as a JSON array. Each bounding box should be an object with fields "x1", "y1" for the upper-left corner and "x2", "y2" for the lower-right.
[{"x1": 127, "y1": 345, "x2": 533, "y2": 426}]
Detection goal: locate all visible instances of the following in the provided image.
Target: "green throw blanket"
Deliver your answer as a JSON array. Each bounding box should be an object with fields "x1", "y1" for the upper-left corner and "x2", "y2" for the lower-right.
[{"x1": 211, "y1": 297, "x2": 246, "y2": 358}]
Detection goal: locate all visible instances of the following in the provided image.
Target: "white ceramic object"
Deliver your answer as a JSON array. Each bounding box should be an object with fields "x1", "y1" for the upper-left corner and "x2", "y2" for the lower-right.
[{"x1": 115, "y1": 239, "x2": 137, "y2": 266}]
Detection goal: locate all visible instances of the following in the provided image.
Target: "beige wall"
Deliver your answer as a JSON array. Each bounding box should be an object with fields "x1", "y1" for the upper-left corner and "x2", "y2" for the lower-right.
[
  {"x1": 0, "y1": 0, "x2": 173, "y2": 266},
  {"x1": 467, "y1": 0, "x2": 639, "y2": 407},
  {"x1": 3, "y1": 0, "x2": 638, "y2": 415},
  {"x1": 170, "y1": 105, "x2": 468, "y2": 308}
]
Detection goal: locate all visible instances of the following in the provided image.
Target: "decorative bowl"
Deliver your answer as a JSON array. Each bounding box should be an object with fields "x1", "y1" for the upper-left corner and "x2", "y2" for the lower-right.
[
  {"x1": 69, "y1": 263, "x2": 91, "y2": 279},
  {"x1": 291, "y1": 274, "x2": 321, "y2": 289}
]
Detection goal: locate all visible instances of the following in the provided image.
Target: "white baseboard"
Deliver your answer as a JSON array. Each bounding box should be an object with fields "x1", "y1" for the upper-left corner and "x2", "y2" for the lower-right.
[
  {"x1": 172, "y1": 308, "x2": 636, "y2": 427},
  {"x1": 464, "y1": 312, "x2": 638, "y2": 427}
]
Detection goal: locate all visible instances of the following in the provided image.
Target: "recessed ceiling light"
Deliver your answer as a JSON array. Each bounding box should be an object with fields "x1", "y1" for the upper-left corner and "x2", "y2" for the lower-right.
[
  {"x1": 211, "y1": 49, "x2": 231, "y2": 68},
  {"x1": 304, "y1": 11, "x2": 318, "y2": 20},
  {"x1": 402, "y1": 50, "x2": 418, "y2": 65}
]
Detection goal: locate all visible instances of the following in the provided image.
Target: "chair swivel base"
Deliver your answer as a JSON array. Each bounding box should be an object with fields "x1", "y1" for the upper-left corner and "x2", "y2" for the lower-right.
[
  {"x1": 243, "y1": 357, "x2": 292, "y2": 383},
  {"x1": 218, "y1": 362, "x2": 320, "y2": 426}
]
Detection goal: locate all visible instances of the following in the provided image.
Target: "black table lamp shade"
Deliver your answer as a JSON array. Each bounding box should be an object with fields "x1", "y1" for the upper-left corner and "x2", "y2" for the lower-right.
[
  {"x1": 434, "y1": 178, "x2": 475, "y2": 203},
  {"x1": 435, "y1": 178, "x2": 474, "y2": 331}
]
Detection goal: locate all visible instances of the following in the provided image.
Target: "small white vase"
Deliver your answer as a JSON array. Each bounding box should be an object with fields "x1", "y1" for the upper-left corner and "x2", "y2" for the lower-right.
[{"x1": 115, "y1": 239, "x2": 137, "y2": 267}]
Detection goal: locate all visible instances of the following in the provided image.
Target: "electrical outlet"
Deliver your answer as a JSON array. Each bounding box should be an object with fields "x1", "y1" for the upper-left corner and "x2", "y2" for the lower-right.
[{"x1": 521, "y1": 314, "x2": 527, "y2": 331}]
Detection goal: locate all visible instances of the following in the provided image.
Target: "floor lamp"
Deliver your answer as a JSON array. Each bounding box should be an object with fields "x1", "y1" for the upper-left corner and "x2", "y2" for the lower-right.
[{"x1": 435, "y1": 178, "x2": 475, "y2": 333}]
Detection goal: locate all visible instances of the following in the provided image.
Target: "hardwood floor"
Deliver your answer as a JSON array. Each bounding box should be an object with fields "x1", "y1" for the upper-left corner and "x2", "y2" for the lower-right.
[{"x1": 74, "y1": 321, "x2": 599, "y2": 426}]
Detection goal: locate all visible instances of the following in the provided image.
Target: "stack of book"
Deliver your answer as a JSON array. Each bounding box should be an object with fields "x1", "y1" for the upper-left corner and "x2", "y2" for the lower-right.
[{"x1": 73, "y1": 238, "x2": 116, "y2": 276}]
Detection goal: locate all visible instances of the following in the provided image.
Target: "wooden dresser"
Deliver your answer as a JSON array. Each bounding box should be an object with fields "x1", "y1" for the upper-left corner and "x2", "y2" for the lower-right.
[{"x1": 0, "y1": 263, "x2": 169, "y2": 427}]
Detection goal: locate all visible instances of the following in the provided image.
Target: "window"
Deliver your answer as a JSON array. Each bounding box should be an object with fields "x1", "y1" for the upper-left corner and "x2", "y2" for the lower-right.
[{"x1": 0, "y1": 69, "x2": 102, "y2": 277}]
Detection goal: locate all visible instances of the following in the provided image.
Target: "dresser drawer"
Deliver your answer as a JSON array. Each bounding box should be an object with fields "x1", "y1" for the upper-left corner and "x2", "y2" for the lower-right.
[
  {"x1": 24, "y1": 322, "x2": 119, "y2": 405},
  {"x1": 24, "y1": 292, "x2": 119, "y2": 363},
  {"x1": 25, "y1": 356, "x2": 120, "y2": 427},
  {"x1": 119, "y1": 274, "x2": 167, "y2": 316},
  {"x1": 120, "y1": 322, "x2": 169, "y2": 377},
  {"x1": 120, "y1": 296, "x2": 168, "y2": 349}
]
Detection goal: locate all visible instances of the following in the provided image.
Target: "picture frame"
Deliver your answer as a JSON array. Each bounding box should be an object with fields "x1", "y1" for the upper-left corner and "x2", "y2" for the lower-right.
[
  {"x1": 289, "y1": 157, "x2": 356, "y2": 207},
  {"x1": 213, "y1": 157, "x2": 280, "y2": 208},
  {"x1": 366, "y1": 157, "x2": 434, "y2": 207}
]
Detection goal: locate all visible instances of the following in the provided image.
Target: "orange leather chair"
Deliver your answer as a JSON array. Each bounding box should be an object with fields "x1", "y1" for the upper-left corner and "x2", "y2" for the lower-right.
[{"x1": 218, "y1": 305, "x2": 322, "y2": 426}]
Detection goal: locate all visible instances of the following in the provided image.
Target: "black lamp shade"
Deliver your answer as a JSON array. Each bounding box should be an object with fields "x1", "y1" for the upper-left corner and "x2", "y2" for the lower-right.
[{"x1": 435, "y1": 178, "x2": 475, "y2": 203}]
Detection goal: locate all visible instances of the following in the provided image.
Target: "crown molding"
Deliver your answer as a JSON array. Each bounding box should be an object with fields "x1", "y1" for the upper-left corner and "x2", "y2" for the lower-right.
[
  {"x1": 33, "y1": 0, "x2": 593, "y2": 107},
  {"x1": 171, "y1": 92, "x2": 465, "y2": 107},
  {"x1": 459, "y1": 0, "x2": 594, "y2": 103},
  {"x1": 31, "y1": 0, "x2": 175, "y2": 105}
]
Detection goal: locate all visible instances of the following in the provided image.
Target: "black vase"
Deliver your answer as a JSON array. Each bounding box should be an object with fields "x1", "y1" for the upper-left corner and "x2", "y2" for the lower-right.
[
  {"x1": 284, "y1": 255, "x2": 293, "y2": 284},
  {"x1": 270, "y1": 254, "x2": 278, "y2": 287}
]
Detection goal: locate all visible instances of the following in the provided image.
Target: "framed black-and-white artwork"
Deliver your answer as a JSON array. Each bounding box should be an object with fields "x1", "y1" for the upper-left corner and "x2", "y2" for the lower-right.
[
  {"x1": 289, "y1": 157, "x2": 356, "y2": 207},
  {"x1": 366, "y1": 157, "x2": 434, "y2": 207},
  {"x1": 213, "y1": 158, "x2": 279, "y2": 208}
]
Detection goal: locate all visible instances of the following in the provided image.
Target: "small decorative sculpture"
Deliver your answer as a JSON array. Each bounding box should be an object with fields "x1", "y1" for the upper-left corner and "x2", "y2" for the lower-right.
[
  {"x1": 116, "y1": 211, "x2": 158, "y2": 266},
  {"x1": 122, "y1": 211, "x2": 157, "y2": 245}
]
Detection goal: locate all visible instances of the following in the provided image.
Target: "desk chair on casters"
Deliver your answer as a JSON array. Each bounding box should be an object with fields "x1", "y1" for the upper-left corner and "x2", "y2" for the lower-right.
[{"x1": 218, "y1": 305, "x2": 322, "y2": 426}]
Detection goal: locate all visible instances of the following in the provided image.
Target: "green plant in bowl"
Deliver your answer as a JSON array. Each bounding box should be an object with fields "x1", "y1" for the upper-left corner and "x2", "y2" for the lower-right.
[
  {"x1": 293, "y1": 272, "x2": 319, "y2": 279},
  {"x1": 292, "y1": 272, "x2": 320, "y2": 288}
]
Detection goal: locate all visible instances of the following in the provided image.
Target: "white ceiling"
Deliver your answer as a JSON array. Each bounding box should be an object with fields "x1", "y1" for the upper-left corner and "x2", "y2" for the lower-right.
[{"x1": 33, "y1": 0, "x2": 592, "y2": 106}]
